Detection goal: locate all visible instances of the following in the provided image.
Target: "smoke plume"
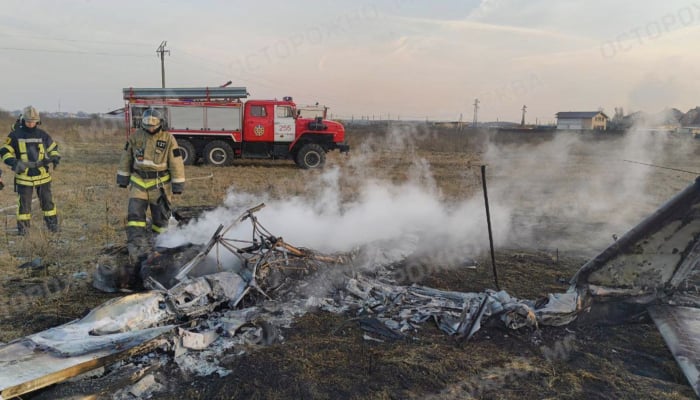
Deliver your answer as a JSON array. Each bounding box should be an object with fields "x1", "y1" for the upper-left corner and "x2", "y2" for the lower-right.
[{"x1": 161, "y1": 119, "x2": 699, "y2": 269}]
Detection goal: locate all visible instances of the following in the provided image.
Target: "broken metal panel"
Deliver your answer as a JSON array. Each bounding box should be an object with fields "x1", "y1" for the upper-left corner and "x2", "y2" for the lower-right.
[
  {"x1": 534, "y1": 291, "x2": 580, "y2": 326},
  {"x1": 669, "y1": 235, "x2": 700, "y2": 288},
  {"x1": 166, "y1": 272, "x2": 247, "y2": 318},
  {"x1": 178, "y1": 328, "x2": 219, "y2": 350},
  {"x1": 586, "y1": 219, "x2": 699, "y2": 288},
  {"x1": 66, "y1": 292, "x2": 171, "y2": 334},
  {"x1": 566, "y1": 175, "x2": 700, "y2": 397},
  {"x1": 358, "y1": 318, "x2": 406, "y2": 340},
  {"x1": 0, "y1": 334, "x2": 168, "y2": 400},
  {"x1": 324, "y1": 277, "x2": 541, "y2": 340},
  {"x1": 167, "y1": 275, "x2": 219, "y2": 315},
  {"x1": 4, "y1": 291, "x2": 174, "y2": 361},
  {"x1": 648, "y1": 305, "x2": 700, "y2": 398},
  {"x1": 670, "y1": 293, "x2": 700, "y2": 308},
  {"x1": 571, "y1": 177, "x2": 700, "y2": 291},
  {"x1": 29, "y1": 326, "x2": 174, "y2": 358},
  {"x1": 0, "y1": 268, "x2": 251, "y2": 399},
  {"x1": 457, "y1": 293, "x2": 490, "y2": 341},
  {"x1": 585, "y1": 285, "x2": 654, "y2": 298},
  {"x1": 205, "y1": 272, "x2": 247, "y2": 302},
  {"x1": 119, "y1": 373, "x2": 164, "y2": 399},
  {"x1": 220, "y1": 307, "x2": 261, "y2": 336}
]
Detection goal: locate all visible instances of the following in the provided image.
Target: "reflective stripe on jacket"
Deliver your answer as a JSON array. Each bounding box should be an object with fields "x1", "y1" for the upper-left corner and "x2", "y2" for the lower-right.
[
  {"x1": 117, "y1": 128, "x2": 185, "y2": 191},
  {"x1": 0, "y1": 127, "x2": 59, "y2": 186}
]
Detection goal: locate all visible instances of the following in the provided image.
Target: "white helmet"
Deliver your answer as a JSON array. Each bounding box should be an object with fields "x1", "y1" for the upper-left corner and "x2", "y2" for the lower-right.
[
  {"x1": 141, "y1": 108, "x2": 163, "y2": 132},
  {"x1": 22, "y1": 106, "x2": 40, "y2": 123}
]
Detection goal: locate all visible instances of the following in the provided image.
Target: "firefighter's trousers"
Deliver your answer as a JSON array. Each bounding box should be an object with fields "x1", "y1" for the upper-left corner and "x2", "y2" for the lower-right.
[
  {"x1": 16, "y1": 182, "x2": 58, "y2": 234},
  {"x1": 126, "y1": 183, "x2": 172, "y2": 263}
]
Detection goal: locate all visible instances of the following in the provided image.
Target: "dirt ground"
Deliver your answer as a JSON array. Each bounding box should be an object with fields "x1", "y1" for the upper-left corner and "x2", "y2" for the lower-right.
[
  {"x1": 140, "y1": 249, "x2": 692, "y2": 400},
  {"x1": 1, "y1": 118, "x2": 698, "y2": 399}
]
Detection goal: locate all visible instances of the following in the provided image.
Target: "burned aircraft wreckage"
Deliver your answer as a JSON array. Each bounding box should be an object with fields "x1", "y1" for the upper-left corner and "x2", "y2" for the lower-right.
[{"x1": 1, "y1": 175, "x2": 700, "y2": 398}]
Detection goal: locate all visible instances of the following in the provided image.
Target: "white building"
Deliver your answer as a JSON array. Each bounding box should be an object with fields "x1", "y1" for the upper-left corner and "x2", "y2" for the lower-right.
[{"x1": 556, "y1": 111, "x2": 609, "y2": 130}]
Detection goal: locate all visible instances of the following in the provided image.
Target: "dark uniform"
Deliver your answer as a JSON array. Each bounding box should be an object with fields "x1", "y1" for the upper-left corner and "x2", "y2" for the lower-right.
[
  {"x1": 117, "y1": 108, "x2": 185, "y2": 263},
  {"x1": 0, "y1": 106, "x2": 59, "y2": 234}
]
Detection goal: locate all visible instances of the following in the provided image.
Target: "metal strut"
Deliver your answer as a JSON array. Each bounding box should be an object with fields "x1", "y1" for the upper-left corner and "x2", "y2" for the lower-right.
[{"x1": 122, "y1": 87, "x2": 249, "y2": 100}]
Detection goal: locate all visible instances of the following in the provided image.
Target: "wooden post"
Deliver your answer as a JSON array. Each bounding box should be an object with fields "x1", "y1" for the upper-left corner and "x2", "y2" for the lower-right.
[{"x1": 481, "y1": 165, "x2": 500, "y2": 291}]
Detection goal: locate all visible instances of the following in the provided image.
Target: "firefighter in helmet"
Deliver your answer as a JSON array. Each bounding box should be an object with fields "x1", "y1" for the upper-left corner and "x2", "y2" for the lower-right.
[
  {"x1": 116, "y1": 108, "x2": 185, "y2": 265},
  {"x1": 0, "y1": 106, "x2": 60, "y2": 235}
]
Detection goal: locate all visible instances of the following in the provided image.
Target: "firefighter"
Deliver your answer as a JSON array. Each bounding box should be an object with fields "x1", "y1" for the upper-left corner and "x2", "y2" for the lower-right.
[
  {"x1": 0, "y1": 106, "x2": 60, "y2": 235},
  {"x1": 116, "y1": 108, "x2": 185, "y2": 265}
]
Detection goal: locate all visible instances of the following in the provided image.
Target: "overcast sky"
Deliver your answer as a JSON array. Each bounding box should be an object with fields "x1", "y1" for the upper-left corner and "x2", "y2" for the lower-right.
[{"x1": 1, "y1": 0, "x2": 699, "y2": 122}]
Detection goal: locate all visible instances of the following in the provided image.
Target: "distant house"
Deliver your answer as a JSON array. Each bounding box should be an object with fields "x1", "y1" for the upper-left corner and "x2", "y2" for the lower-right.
[
  {"x1": 555, "y1": 111, "x2": 609, "y2": 130},
  {"x1": 678, "y1": 126, "x2": 700, "y2": 138}
]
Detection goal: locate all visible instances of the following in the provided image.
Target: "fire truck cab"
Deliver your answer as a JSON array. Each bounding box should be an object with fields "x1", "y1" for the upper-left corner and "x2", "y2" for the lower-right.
[{"x1": 122, "y1": 87, "x2": 348, "y2": 169}]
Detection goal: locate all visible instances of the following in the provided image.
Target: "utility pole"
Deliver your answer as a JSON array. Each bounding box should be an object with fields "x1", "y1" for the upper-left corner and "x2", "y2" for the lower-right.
[
  {"x1": 520, "y1": 104, "x2": 527, "y2": 126},
  {"x1": 473, "y1": 98, "x2": 479, "y2": 127},
  {"x1": 156, "y1": 41, "x2": 170, "y2": 88}
]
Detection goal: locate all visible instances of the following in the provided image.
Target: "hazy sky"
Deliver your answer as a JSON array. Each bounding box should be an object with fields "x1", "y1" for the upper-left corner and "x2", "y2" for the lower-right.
[{"x1": 1, "y1": 0, "x2": 699, "y2": 122}]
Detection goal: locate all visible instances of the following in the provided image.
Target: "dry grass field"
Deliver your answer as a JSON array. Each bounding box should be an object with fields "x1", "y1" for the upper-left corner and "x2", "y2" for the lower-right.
[{"x1": 1, "y1": 113, "x2": 699, "y2": 399}]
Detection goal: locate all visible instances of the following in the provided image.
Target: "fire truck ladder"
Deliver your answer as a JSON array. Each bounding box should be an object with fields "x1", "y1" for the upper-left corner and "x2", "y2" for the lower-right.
[{"x1": 123, "y1": 87, "x2": 249, "y2": 100}]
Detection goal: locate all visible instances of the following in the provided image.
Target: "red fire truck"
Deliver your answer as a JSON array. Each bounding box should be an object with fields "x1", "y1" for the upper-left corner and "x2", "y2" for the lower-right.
[{"x1": 122, "y1": 87, "x2": 349, "y2": 169}]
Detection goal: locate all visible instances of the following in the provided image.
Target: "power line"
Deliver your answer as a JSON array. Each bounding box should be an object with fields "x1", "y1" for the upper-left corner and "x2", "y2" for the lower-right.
[
  {"x1": 174, "y1": 48, "x2": 284, "y2": 91},
  {"x1": 0, "y1": 46, "x2": 150, "y2": 57},
  {"x1": 622, "y1": 159, "x2": 699, "y2": 175},
  {"x1": 0, "y1": 33, "x2": 150, "y2": 47}
]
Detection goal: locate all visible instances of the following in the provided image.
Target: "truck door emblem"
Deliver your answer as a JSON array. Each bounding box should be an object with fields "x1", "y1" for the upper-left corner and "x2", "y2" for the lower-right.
[{"x1": 254, "y1": 124, "x2": 265, "y2": 136}]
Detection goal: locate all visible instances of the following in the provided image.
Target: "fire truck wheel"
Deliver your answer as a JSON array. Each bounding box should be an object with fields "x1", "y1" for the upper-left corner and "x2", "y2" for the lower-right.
[
  {"x1": 295, "y1": 143, "x2": 326, "y2": 169},
  {"x1": 177, "y1": 139, "x2": 196, "y2": 165},
  {"x1": 203, "y1": 140, "x2": 234, "y2": 166}
]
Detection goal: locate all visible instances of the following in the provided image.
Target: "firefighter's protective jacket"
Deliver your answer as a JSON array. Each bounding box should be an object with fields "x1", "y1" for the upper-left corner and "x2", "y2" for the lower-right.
[
  {"x1": 0, "y1": 126, "x2": 60, "y2": 186},
  {"x1": 116, "y1": 128, "x2": 185, "y2": 193}
]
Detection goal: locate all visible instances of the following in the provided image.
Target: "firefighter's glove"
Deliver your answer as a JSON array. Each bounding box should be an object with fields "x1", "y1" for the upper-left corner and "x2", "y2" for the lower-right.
[
  {"x1": 13, "y1": 160, "x2": 27, "y2": 174},
  {"x1": 171, "y1": 182, "x2": 184, "y2": 195},
  {"x1": 116, "y1": 174, "x2": 130, "y2": 188},
  {"x1": 0, "y1": 179, "x2": 4, "y2": 191},
  {"x1": 51, "y1": 156, "x2": 60, "y2": 170}
]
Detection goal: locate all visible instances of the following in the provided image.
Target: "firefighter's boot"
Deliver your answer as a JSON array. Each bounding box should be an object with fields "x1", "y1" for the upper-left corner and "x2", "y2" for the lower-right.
[
  {"x1": 44, "y1": 215, "x2": 59, "y2": 233},
  {"x1": 126, "y1": 226, "x2": 150, "y2": 265},
  {"x1": 17, "y1": 220, "x2": 30, "y2": 236}
]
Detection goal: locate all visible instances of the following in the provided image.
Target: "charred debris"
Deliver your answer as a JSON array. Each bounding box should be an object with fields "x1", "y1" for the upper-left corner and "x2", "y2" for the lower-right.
[{"x1": 2, "y1": 173, "x2": 700, "y2": 398}]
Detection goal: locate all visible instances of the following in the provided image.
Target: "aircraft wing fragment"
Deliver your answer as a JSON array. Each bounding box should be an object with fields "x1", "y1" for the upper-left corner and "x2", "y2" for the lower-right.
[{"x1": 648, "y1": 305, "x2": 700, "y2": 398}]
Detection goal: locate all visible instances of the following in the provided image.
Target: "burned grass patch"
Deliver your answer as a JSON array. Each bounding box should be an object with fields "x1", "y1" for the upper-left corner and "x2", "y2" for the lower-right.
[{"x1": 2, "y1": 122, "x2": 699, "y2": 399}]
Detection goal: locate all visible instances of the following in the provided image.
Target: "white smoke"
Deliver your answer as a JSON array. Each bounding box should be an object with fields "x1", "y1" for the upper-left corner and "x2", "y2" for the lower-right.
[
  {"x1": 161, "y1": 168, "x2": 509, "y2": 264},
  {"x1": 160, "y1": 119, "x2": 698, "y2": 267},
  {"x1": 160, "y1": 125, "x2": 512, "y2": 269},
  {"x1": 483, "y1": 116, "x2": 696, "y2": 254}
]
